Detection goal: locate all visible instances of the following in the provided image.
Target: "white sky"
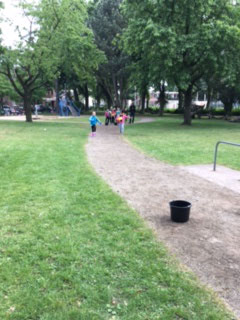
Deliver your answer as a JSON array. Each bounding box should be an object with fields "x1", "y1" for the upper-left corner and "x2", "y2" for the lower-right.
[{"x1": 1, "y1": 0, "x2": 32, "y2": 47}]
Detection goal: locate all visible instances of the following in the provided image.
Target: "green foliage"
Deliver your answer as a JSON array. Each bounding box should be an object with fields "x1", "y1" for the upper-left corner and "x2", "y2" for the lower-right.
[
  {"x1": 0, "y1": 0, "x2": 104, "y2": 121},
  {"x1": 0, "y1": 74, "x2": 19, "y2": 104},
  {"x1": 89, "y1": 0, "x2": 131, "y2": 107},
  {"x1": 122, "y1": 0, "x2": 240, "y2": 123}
]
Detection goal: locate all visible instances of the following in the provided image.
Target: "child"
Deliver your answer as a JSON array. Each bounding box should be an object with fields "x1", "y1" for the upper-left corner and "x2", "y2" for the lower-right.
[
  {"x1": 105, "y1": 109, "x2": 110, "y2": 125},
  {"x1": 89, "y1": 111, "x2": 102, "y2": 137},
  {"x1": 116, "y1": 108, "x2": 121, "y2": 117},
  {"x1": 116, "y1": 112, "x2": 129, "y2": 134},
  {"x1": 111, "y1": 109, "x2": 116, "y2": 124}
]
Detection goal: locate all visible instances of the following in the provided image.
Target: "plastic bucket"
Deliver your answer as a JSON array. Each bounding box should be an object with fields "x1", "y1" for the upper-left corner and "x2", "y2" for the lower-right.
[{"x1": 169, "y1": 200, "x2": 191, "y2": 223}]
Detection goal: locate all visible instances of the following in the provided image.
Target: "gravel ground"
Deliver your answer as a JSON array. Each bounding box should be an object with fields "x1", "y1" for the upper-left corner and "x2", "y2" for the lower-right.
[{"x1": 86, "y1": 122, "x2": 240, "y2": 319}]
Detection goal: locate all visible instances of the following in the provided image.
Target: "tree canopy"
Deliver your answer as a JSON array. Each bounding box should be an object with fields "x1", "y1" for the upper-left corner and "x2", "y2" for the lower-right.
[
  {"x1": 0, "y1": 0, "x2": 103, "y2": 122},
  {"x1": 1, "y1": 0, "x2": 240, "y2": 123},
  {"x1": 89, "y1": 0, "x2": 131, "y2": 108},
  {"x1": 123, "y1": 0, "x2": 240, "y2": 124}
]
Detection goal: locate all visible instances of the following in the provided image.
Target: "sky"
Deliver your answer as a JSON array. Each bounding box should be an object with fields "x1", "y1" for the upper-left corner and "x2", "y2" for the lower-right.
[{"x1": 1, "y1": 0, "x2": 32, "y2": 47}]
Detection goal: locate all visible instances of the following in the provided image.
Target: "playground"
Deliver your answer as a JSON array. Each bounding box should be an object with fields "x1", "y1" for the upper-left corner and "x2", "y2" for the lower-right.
[{"x1": 0, "y1": 115, "x2": 239, "y2": 319}]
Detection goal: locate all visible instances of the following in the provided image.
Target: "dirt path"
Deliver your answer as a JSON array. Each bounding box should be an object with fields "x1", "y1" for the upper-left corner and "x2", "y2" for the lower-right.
[{"x1": 86, "y1": 123, "x2": 240, "y2": 319}]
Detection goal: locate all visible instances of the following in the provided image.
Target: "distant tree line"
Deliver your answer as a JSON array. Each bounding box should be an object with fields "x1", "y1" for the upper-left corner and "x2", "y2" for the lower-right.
[{"x1": 0, "y1": 0, "x2": 240, "y2": 124}]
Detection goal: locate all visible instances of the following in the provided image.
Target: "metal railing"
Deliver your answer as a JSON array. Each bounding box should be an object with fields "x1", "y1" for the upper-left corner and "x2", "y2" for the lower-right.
[{"x1": 213, "y1": 141, "x2": 240, "y2": 171}]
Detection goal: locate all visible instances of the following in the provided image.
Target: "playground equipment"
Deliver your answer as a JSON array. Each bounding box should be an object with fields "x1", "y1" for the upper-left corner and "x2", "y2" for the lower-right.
[
  {"x1": 59, "y1": 98, "x2": 81, "y2": 117},
  {"x1": 68, "y1": 100, "x2": 81, "y2": 116},
  {"x1": 213, "y1": 141, "x2": 240, "y2": 171}
]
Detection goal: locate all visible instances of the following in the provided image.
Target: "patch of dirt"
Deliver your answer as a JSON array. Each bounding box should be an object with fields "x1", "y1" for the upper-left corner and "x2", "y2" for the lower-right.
[{"x1": 86, "y1": 122, "x2": 240, "y2": 319}]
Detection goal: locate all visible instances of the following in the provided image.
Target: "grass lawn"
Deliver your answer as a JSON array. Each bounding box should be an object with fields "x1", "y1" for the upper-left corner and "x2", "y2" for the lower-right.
[
  {"x1": 125, "y1": 115, "x2": 240, "y2": 170},
  {"x1": 0, "y1": 120, "x2": 234, "y2": 319},
  {"x1": 45, "y1": 115, "x2": 105, "y2": 125}
]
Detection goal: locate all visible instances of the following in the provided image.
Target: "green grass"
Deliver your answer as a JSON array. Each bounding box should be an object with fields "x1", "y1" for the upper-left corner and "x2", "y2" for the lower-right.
[
  {"x1": 125, "y1": 115, "x2": 240, "y2": 170},
  {"x1": 43, "y1": 115, "x2": 105, "y2": 125},
  {"x1": 0, "y1": 120, "x2": 235, "y2": 319}
]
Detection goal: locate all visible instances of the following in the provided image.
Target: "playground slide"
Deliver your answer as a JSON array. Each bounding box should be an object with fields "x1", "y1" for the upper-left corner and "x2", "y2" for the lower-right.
[{"x1": 68, "y1": 102, "x2": 81, "y2": 116}]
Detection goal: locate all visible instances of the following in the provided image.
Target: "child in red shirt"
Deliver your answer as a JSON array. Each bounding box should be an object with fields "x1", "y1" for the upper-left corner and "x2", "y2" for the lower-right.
[{"x1": 116, "y1": 112, "x2": 129, "y2": 134}]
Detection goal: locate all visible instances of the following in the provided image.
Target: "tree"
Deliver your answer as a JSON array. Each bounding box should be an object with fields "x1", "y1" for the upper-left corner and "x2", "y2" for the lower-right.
[
  {"x1": 0, "y1": 1, "x2": 3, "y2": 50},
  {"x1": 0, "y1": 0, "x2": 102, "y2": 122},
  {"x1": 122, "y1": 1, "x2": 168, "y2": 116},
  {"x1": 0, "y1": 74, "x2": 20, "y2": 106},
  {"x1": 0, "y1": 0, "x2": 62, "y2": 121},
  {"x1": 123, "y1": 0, "x2": 240, "y2": 124},
  {"x1": 207, "y1": 2, "x2": 240, "y2": 118},
  {"x1": 89, "y1": 0, "x2": 131, "y2": 108},
  {"x1": 129, "y1": 59, "x2": 150, "y2": 113},
  {"x1": 52, "y1": 0, "x2": 105, "y2": 111}
]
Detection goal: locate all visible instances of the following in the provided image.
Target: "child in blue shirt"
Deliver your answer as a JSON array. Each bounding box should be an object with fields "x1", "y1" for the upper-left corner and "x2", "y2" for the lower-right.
[{"x1": 89, "y1": 111, "x2": 102, "y2": 137}]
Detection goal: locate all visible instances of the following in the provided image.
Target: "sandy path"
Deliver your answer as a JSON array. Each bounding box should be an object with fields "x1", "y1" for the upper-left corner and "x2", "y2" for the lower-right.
[{"x1": 86, "y1": 123, "x2": 240, "y2": 318}]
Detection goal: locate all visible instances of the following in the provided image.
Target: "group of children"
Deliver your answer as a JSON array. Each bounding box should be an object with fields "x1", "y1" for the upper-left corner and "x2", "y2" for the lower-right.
[
  {"x1": 104, "y1": 108, "x2": 130, "y2": 134},
  {"x1": 89, "y1": 105, "x2": 135, "y2": 137}
]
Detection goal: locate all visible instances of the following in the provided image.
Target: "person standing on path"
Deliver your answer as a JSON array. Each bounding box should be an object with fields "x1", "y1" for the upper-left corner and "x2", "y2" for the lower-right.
[
  {"x1": 34, "y1": 104, "x2": 39, "y2": 118},
  {"x1": 105, "y1": 110, "x2": 110, "y2": 125},
  {"x1": 117, "y1": 112, "x2": 129, "y2": 134},
  {"x1": 129, "y1": 101, "x2": 136, "y2": 124},
  {"x1": 89, "y1": 111, "x2": 102, "y2": 137}
]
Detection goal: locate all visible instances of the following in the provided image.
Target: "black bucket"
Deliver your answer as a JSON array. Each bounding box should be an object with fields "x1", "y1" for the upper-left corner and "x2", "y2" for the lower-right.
[{"x1": 169, "y1": 200, "x2": 191, "y2": 223}]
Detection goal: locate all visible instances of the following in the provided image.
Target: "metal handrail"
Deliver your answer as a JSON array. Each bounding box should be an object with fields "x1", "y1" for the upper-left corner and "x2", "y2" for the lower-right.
[{"x1": 213, "y1": 141, "x2": 240, "y2": 171}]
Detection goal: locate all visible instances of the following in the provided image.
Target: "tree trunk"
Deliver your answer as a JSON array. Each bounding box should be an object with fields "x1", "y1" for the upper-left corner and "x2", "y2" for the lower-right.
[
  {"x1": 159, "y1": 84, "x2": 167, "y2": 117},
  {"x1": 178, "y1": 89, "x2": 184, "y2": 111},
  {"x1": 223, "y1": 102, "x2": 233, "y2": 119},
  {"x1": 141, "y1": 92, "x2": 146, "y2": 114},
  {"x1": 146, "y1": 96, "x2": 149, "y2": 109},
  {"x1": 107, "y1": 97, "x2": 111, "y2": 109},
  {"x1": 55, "y1": 78, "x2": 60, "y2": 113},
  {"x1": 96, "y1": 96, "x2": 101, "y2": 109},
  {"x1": 112, "y1": 75, "x2": 120, "y2": 107},
  {"x1": 119, "y1": 78, "x2": 124, "y2": 108},
  {"x1": 206, "y1": 86, "x2": 212, "y2": 110},
  {"x1": 183, "y1": 85, "x2": 193, "y2": 125},
  {"x1": 73, "y1": 88, "x2": 79, "y2": 103},
  {"x1": 84, "y1": 84, "x2": 89, "y2": 111},
  {"x1": 23, "y1": 92, "x2": 32, "y2": 122}
]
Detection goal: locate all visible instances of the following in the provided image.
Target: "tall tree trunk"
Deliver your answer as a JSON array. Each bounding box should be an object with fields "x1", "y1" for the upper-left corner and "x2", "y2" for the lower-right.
[
  {"x1": 220, "y1": 88, "x2": 235, "y2": 119},
  {"x1": 206, "y1": 86, "x2": 212, "y2": 110},
  {"x1": 183, "y1": 85, "x2": 193, "y2": 125},
  {"x1": 178, "y1": 89, "x2": 184, "y2": 111},
  {"x1": 159, "y1": 83, "x2": 167, "y2": 117},
  {"x1": 73, "y1": 88, "x2": 79, "y2": 103},
  {"x1": 146, "y1": 95, "x2": 149, "y2": 109},
  {"x1": 112, "y1": 75, "x2": 120, "y2": 107},
  {"x1": 107, "y1": 97, "x2": 112, "y2": 109},
  {"x1": 141, "y1": 92, "x2": 146, "y2": 114},
  {"x1": 119, "y1": 77, "x2": 124, "y2": 108},
  {"x1": 55, "y1": 78, "x2": 60, "y2": 113},
  {"x1": 23, "y1": 92, "x2": 32, "y2": 122},
  {"x1": 96, "y1": 96, "x2": 100, "y2": 108},
  {"x1": 223, "y1": 102, "x2": 233, "y2": 119},
  {"x1": 84, "y1": 84, "x2": 89, "y2": 111}
]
